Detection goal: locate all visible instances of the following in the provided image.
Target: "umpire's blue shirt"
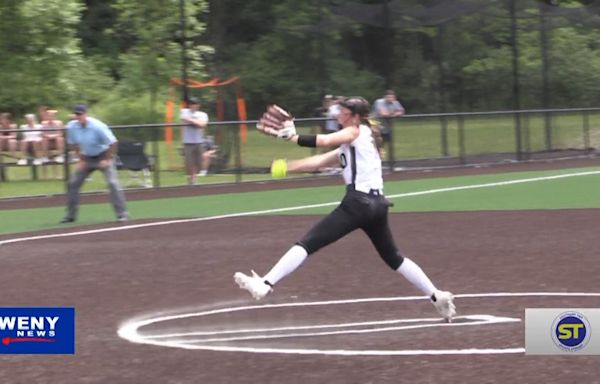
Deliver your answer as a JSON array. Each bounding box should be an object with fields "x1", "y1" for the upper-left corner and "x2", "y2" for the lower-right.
[{"x1": 66, "y1": 117, "x2": 117, "y2": 157}]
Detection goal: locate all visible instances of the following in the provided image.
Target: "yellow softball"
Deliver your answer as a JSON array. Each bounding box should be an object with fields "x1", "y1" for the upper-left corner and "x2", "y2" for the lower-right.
[{"x1": 271, "y1": 159, "x2": 288, "y2": 179}]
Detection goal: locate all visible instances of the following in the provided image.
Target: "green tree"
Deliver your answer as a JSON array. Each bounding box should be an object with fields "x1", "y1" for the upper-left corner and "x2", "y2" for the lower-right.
[
  {"x1": 206, "y1": 0, "x2": 383, "y2": 116},
  {"x1": 459, "y1": 0, "x2": 600, "y2": 110},
  {"x1": 112, "y1": 0, "x2": 212, "y2": 111},
  {"x1": 0, "y1": 0, "x2": 112, "y2": 115},
  {"x1": 78, "y1": 0, "x2": 122, "y2": 80}
]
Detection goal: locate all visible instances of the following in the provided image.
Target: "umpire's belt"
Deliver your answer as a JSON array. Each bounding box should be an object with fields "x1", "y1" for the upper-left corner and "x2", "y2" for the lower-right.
[
  {"x1": 346, "y1": 184, "x2": 383, "y2": 196},
  {"x1": 84, "y1": 150, "x2": 109, "y2": 161}
]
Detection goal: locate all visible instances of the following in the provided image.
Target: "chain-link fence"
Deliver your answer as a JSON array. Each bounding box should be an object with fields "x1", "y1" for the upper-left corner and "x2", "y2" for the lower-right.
[{"x1": 2, "y1": 106, "x2": 598, "y2": 198}]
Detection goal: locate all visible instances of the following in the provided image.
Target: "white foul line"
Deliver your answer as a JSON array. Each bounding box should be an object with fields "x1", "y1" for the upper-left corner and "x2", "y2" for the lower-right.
[
  {"x1": 1, "y1": 170, "x2": 598, "y2": 246},
  {"x1": 117, "y1": 292, "x2": 600, "y2": 356}
]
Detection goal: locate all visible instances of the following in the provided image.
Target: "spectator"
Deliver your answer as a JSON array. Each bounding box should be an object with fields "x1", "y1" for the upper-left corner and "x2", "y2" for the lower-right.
[
  {"x1": 38, "y1": 105, "x2": 50, "y2": 124},
  {"x1": 325, "y1": 96, "x2": 342, "y2": 134},
  {"x1": 318, "y1": 96, "x2": 345, "y2": 173},
  {"x1": 314, "y1": 94, "x2": 333, "y2": 134},
  {"x1": 180, "y1": 97, "x2": 209, "y2": 185},
  {"x1": 40, "y1": 107, "x2": 65, "y2": 163},
  {"x1": 60, "y1": 104, "x2": 128, "y2": 224},
  {"x1": 0, "y1": 113, "x2": 18, "y2": 159},
  {"x1": 371, "y1": 90, "x2": 405, "y2": 147},
  {"x1": 197, "y1": 135, "x2": 218, "y2": 177},
  {"x1": 18, "y1": 114, "x2": 44, "y2": 165}
]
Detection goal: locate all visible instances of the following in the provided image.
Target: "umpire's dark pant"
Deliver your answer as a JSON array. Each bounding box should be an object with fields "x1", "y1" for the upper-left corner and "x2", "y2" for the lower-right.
[
  {"x1": 297, "y1": 189, "x2": 404, "y2": 270},
  {"x1": 65, "y1": 156, "x2": 127, "y2": 220}
]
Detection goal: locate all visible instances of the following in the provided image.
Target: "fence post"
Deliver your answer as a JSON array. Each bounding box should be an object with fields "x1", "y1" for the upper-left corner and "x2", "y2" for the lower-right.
[
  {"x1": 0, "y1": 154, "x2": 5, "y2": 182},
  {"x1": 311, "y1": 122, "x2": 318, "y2": 156},
  {"x1": 458, "y1": 115, "x2": 466, "y2": 165},
  {"x1": 583, "y1": 111, "x2": 590, "y2": 153},
  {"x1": 523, "y1": 113, "x2": 531, "y2": 160},
  {"x1": 388, "y1": 117, "x2": 396, "y2": 171},
  {"x1": 514, "y1": 111, "x2": 523, "y2": 161},
  {"x1": 544, "y1": 110, "x2": 552, "y2": 150},
  {"x1": 31, "y1": 162, "x2": 38, "y2": 181},
  {"x1": 440, "y1": 115, "x2": 449, "y2": 157},
  {"x1": 152, "y1": 126, "x2": 160, "y2": 188},
  {"x1": 234, "y1": 124, "x2": 242, "y2": 183}
]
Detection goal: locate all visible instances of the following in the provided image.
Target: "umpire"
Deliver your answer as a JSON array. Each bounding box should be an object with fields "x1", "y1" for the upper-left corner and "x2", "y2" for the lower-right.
[{"x1": 60, "y1": 104, "x2": 128, "y2": 223}]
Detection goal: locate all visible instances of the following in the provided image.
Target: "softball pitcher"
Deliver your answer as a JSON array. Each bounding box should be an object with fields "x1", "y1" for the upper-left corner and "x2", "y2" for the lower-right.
[{"x1": 234, "y1": 97, "x2": 455, "y2": 322}]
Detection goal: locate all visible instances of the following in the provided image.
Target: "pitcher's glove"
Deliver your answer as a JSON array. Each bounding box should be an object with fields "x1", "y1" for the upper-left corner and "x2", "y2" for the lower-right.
[{"x1": 256, "y1": 105, "x2": 297, "y2": 140}]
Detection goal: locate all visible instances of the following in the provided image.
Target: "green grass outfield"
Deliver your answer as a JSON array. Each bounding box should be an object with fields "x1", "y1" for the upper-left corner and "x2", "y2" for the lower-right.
[{"x1": 1, "y1": 166, "x2": 599, "y2": 236}]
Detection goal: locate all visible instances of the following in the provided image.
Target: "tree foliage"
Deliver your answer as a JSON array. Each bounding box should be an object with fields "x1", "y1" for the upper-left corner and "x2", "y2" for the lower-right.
[
  {"x1": 112, "y1": 0, "x2": 211, "y2": 105},
  {"x1": 0, "y1": 0, "x2": 599, "y2": 123},
  {"x1": 206, "y1": 0, "x2": 600, "y2": 115},
  {"x1": 0, "y1": 0, "x2": 112, "y2": 115}
]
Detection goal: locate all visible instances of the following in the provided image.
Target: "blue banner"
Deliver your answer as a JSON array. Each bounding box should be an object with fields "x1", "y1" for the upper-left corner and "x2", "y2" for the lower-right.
[{"x1": 0, "y1": 308, "x2": 75, "y2": 354}]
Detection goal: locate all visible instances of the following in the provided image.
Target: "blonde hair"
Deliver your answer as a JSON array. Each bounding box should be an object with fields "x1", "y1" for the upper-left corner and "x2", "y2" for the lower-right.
[{"x1": 366, "y1": 118, "x2": 383, "y2": 152}]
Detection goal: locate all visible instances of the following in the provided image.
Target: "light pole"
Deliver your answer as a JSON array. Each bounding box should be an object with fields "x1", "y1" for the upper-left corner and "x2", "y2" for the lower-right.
[
  {"x1": 179, "y1": 0, "x2": 189, "y2": 103},
  {"x1": 540, "y1": 0, "x2": 555, "y2": 150},
  {"x1": 509, "y1": 0, "x2": 523, "y2": 160}
]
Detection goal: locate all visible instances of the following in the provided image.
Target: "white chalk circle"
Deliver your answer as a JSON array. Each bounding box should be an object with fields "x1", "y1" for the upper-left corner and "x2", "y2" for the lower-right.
[{"x1": 118, "y1": 292, "x2": 600, "y2": 356}]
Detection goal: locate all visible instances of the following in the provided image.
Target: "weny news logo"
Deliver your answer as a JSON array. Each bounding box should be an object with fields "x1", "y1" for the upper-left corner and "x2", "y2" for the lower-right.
[{"x1": 0, "y1": 308, "x2": 75, "y2": 354}]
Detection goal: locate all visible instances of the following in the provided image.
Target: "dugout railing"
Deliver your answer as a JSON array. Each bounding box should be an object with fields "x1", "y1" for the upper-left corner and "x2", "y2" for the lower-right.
[{"x1": 0, "y1": 107, "x2": 599, "y2": 194}]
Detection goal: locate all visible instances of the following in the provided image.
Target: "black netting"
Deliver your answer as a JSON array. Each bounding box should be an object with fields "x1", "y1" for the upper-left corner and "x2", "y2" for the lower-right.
[{"x1": 330, "y1": 0, "x2": 600, "y2": 28}]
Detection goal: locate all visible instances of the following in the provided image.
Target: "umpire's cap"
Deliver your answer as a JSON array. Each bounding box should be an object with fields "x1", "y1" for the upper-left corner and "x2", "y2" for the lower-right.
[{"x1": 73, "y1": 104, "x2": 87, "y2": 114}]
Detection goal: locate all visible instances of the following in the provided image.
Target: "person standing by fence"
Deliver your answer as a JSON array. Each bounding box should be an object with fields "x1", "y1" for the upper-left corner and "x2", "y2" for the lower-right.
[
  {"x1": 60, "y1": 104, "x2": 128, "y2": 224},
  {"x1": 372, "y1": 90, "x2": 405, "y2": 159},
  {"x1": 180, "y1": 97, "x2": 209, "y2": 185}
]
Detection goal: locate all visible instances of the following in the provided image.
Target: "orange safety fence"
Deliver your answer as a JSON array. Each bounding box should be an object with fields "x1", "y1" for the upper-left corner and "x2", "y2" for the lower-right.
[{"x1": 165, "y1": 77, "x2": 247, "y2": 169}]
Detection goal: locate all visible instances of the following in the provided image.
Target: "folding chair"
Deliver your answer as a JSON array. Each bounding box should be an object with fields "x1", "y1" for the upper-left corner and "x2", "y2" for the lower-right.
[{"x1": 116, "y1": 140, "x2": 153, "y2": 188}]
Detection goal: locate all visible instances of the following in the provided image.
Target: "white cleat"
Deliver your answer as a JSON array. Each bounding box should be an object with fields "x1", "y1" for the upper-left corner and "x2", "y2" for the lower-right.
[
  {"x1": 432, "y1": 290, "x2": 456, "y2": 323},
  {"x1": 234, "y1": 270, "x2": 272, "y2": 300}
]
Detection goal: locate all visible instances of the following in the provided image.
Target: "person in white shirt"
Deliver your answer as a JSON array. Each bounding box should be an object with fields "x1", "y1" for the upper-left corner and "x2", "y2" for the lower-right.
[
  {"x1": 40, "y1": 108, "x2": 65, "y2": 163},
  {"x1": 180, "y1": 97, "x2": 209, "y2": 185},
  {"x1": 325, "y1": 96, "x2": 342, "y2": 133},
  {"x1": 18, "y1": 114, "x2": 44, "y2": 165},
  {"x1": 234, "y1": 97, "x2": 456, "y2": 323}
]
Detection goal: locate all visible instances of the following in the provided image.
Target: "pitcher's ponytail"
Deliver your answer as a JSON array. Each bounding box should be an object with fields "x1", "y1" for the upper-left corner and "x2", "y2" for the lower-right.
[{"x1": 366, "y1": 118, "x2": 383, "y2": 151}]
